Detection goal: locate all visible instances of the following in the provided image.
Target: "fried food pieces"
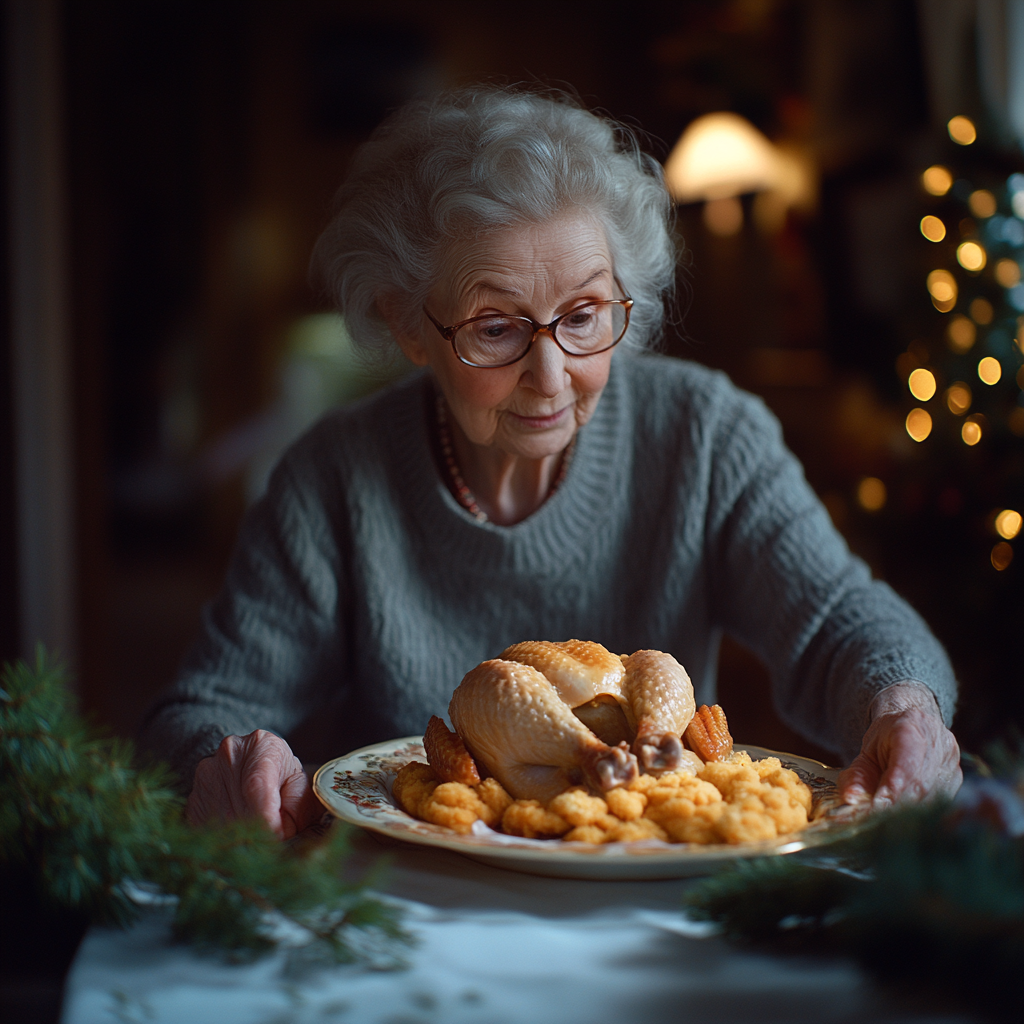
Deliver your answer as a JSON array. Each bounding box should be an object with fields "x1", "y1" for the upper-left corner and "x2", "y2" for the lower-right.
[
  {"x1": 395, "y1": 750, "x2": 813, "y2": 846},
  {"x1": 684, "y1": 704, "x2": 734, "y2": 762},
  {"x1": 423, "y1": 715, "x2": 481, "y2": 785},
  {"x1": 392, "y1": 761, "x2": 512, "y2": 834}
]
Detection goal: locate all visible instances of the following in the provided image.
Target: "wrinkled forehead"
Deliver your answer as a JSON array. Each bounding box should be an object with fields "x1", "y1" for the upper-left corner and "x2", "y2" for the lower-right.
[{"x1": 433, "y1": 212, "x2": 613, "y2": 312}]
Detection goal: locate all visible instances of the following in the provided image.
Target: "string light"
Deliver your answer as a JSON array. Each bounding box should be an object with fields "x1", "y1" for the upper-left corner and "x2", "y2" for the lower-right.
[
  {"x1": 919, "y1": 215, "x2": 946, "y2": 242},
  {"x1": 995, "y1": 509, "x2": 1023, "y2": 540},
  {"x1": 922, "y1": 165, "x2": 953, "y2": 195},
  {"x1": 978, "y1": 356, "x2": 1002, "y2": 385},
  {"x1": 962, "y1": 416, "x2": 983, "y2": 445},
  {"x1": 945, "y1": 382, "x2": 972, "y2": 414},
  {"x1": 991, "y1": 541, "x2": 1013, "y2": 570},
  {"x1": 995, "y1": 258, "x2": 1021, "y2": 288},
  {"x1": 905, "y1": 408, "x2": 932, "y2": 441},
  {"x1": 908, "y1": 368, "x2": 936, "y2": 400},
  {"x1": 957, "y1": 241, "x2": 987, "y2": 271},
  {"x1": 946, "y1": 316, "x2": 976, "y2": 352},
  {"x1": 926, "y1": 269, "x2": 957, "y2": 311},
  {"x1": 968, "y1": 189, "x2": 997, "y2": 218},
  {"x1": 856, "y1": 477, "x2": 887, "y2": 511},
  {"x1": 970, "y1": 297, "x2": 994, "y2": 323},
  {"x1": 947, "y1": 115, "x2": 977, "y2": 145}
]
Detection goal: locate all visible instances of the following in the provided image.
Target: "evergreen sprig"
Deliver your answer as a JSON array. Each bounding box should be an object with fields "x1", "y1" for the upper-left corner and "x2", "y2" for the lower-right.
[
  {"x1": 0, "y1": 650, "x2": 409, "y2": 965},
  {"x1": 685, "y1": 786, "x2": 1024, "y2": 1018}
]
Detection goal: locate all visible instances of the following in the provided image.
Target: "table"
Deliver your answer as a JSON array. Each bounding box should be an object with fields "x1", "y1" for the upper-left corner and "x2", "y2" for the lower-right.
[{"x1": 62, "y1": 829, "x2": 980, "y2": 1024}]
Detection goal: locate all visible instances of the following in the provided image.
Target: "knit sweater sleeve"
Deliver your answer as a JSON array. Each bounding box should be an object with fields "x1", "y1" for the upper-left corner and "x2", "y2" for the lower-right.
[
  {"x1": 138, "y1": 448, "x2": 346, "y2": 790},
  {"x1": 703, "y1": 382, "x2": 957, "y2": 761}
]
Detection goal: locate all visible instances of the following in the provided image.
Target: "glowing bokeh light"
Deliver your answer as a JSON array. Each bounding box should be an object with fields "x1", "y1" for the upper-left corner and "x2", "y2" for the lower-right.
[
  {"x1": 968, "y1": 189, "x2": 997, "y2": 218},
  {"x1": 926, "y1": 269, "x2": 957, "y2": 311},
  {"x1": 962, "y1": 418, "x2": 983, "y2": 445},
  {"x1": 948, "y1": 115, "x2": 977, "y2": 145},
  {"x1": 1010, "y1": 407, "x2": 1024, "y2": 436},
  {"x1": 856, "y1": 477, "x2": 887, "y2": 511},
  {"x1": 905, "y1": 408, "x2": 932, "y2": 441},
  {"x1": 995, "y1": 258, "x2": 1022, "y2": 288},
  {"x1": 970, "y1": 297, "x2": 994, "y2": 323},
  {"x1": 957, "y1": 240, "x2": 987, "y2": 271},
  {"x1": 908, "y1": 367, "x2": 937, "y2": 400},
  {"x1": 978, "y1": 356, "x2": 1002, "y2": 384},
  {"x1": 703, "y1": 195, "x2": 743, "y2": 236},
  {"x1": 995, "y1": 509, "x2": 1022, "y2": 540},
  {"x1": 922, "y1": 165, "x2": 953, "y2": 196},
  {"x1": 919, "y1": 215, "x2": 946, "y2": 242},
  {"x1": 991, "y1": 541, "x2": 1013, "y2": 571},
  {"x1": 945, "y1": 382, "x2": 972, "y2": 414},
  {"x1": 946, "y1": 315, "x2": 976, "y2": 352}
]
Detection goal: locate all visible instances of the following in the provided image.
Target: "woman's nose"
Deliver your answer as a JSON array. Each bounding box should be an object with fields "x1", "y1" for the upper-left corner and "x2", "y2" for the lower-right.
[{"x1": 522, "y1": 331, "x2": 570, "y2": 396}]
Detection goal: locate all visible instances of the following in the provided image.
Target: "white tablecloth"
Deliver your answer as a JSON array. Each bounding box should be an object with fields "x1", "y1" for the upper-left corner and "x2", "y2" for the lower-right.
[{"x1": 62, "y1": 830, "x2": 978, "y2": 1024}]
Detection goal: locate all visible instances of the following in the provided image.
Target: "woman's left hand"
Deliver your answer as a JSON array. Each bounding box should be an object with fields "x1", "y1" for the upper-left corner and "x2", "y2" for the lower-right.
[{"x1": 837, "y1": 682, "x2": 961, "y2": 807}]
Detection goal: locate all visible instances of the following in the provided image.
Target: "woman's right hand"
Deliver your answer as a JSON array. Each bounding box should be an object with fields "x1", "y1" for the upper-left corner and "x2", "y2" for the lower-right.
[{"x1": 185, "y1": 729, "x2": 323, "y2": 839}]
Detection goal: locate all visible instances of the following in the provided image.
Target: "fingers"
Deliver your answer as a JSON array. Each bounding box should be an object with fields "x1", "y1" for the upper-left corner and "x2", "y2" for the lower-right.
[
  {"x1": 838, "y1": 752, "x2": 881, "y2": 806},
  {"x1": 186, "y1": 729, "x2": 307, "y2": 837},
  {"x1": 846, "y1": 704, "x2": 963, "y2": 808},
  {"x1": 279, "y1": 768, "x2": 323, "y2": 839}
]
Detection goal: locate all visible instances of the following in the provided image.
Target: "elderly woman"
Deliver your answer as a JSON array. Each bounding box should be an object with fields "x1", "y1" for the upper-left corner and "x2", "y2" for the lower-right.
[{"x1": 142, "y1": 88, "x2": 961, "y2": 839}]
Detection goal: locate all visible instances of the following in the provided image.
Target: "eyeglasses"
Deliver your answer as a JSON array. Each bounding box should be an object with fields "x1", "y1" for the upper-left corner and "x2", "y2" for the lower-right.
[{"x1": 423, "y1": 294, "x2": 634, "y2": 368}]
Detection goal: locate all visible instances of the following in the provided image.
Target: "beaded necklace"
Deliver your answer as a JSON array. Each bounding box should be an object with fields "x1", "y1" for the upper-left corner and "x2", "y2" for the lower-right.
[{"x1": 435, "y1": 392, "x2": 575, "y2": 524}]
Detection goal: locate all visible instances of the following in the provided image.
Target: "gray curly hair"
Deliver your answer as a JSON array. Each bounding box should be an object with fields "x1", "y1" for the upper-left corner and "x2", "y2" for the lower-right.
[{"x1": 311, "y1": 87, "x2": 678, "y2": 355}]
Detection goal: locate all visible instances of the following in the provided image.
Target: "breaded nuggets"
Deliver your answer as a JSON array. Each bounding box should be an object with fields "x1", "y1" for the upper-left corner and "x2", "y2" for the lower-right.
[
  {"x1": 547, "y1": 788, "x2": 609, "y2": 827},
  {"x1": 395, "y1": 750, "x2": 813, "y2": 846},
  {"x1": 501, "y1": 799, "x2": 571, "y2": 838},
  {"x1": 392, "y1": 761, "x2": 513, "y2": 834}
]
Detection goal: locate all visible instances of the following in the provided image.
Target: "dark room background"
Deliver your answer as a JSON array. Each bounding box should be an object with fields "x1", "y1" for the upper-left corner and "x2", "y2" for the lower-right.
[{"x1": 4, "y1": 0, "x2": 1023, "y2": 763}]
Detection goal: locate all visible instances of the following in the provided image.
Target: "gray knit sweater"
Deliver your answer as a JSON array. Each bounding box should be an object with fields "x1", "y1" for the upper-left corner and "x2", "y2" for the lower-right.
[{"x1": 140, "y1": 353, "x2": 956, "y2": 784}]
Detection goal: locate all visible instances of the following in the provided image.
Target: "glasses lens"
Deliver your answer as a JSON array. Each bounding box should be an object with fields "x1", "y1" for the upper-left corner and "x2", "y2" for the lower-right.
[
  {"x1": 555, "y1": 302, "x2": 628, "y2": 354},
  {"x1": 455, "y1": 317, "x2": 534, "y2": 366}
]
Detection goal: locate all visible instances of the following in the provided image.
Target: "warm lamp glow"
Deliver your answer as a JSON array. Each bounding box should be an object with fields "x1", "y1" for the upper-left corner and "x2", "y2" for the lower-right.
[
  {"x1": 905, "y1": 408, "x2": 932, "y2": 441},
  {"x1": 957, "y1": 241, "x2": 987, "y2": 271},
  {"x1": 948, "y1": 115, "x2": 977, "y2": 145},
  {"x1": 857, "y1": 477, "x2": 887, "y2": 511},
  {"x1": 978, "y1": 356, "x2": 1002, "y2": 384},
  {"x1": 703, "y1": 196, "x2": 743, "y2": 236},
  {"x1": 664, "y1": 112, "x2": 781, "y2": 203},
  {"x1": 922, "y1": 165, "x2": 953, "y2": 196},
  {"x1": 995, "y1": 509, "x2": 1022, "y2": 540},
  {"x1": 968, "y1": 189, "x2": 997, "y2": 218},
  {"x1": 908, "y1": 368, "x2": 936, "y2": 401},
  {"x1": 920, "y1": 215, "x2": 946, "y2": 242},
  {"x1": 946, "y1": 316, "x2": 976, "y2": 352}
]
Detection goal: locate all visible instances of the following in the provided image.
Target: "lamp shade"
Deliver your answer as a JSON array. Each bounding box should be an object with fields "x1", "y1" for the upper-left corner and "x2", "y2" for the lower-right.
[{"x1": 664, "y1": 112, "x2": 780, "y2": 203}]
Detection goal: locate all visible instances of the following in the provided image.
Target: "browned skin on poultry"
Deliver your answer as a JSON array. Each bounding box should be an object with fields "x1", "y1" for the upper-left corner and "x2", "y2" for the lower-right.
[
  {"x1": 448, "y1": 659, "x2": 639, "y2": 802},
  {"x1": 621, "y1": 650, "x2": 696, "y2": 771},
  {"x1": 423, "y1": 715, "x2": 481, "y2": 785},
  {"x1": 500, "y1": 640, "x2": 626, "y2": 710},
  {"x1": 684, "y1": 704, "x2": 734, "y2": 762}
]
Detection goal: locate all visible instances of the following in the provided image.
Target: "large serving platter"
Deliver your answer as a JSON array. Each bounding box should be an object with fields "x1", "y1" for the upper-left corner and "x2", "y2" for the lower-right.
[{"x1": 313, "y1": 736, "x2": 858, "y2": 880}]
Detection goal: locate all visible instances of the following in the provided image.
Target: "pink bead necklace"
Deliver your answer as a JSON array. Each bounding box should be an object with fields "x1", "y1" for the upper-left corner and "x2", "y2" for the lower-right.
[{"x1": 435, "y1": 392, "x2": 574, "y2": 524}]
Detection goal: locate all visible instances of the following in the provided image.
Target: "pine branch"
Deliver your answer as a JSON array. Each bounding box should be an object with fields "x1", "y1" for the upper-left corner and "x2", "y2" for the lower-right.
[{"x1": 0, "y1": 650, "x2": 410, "y2": 965}]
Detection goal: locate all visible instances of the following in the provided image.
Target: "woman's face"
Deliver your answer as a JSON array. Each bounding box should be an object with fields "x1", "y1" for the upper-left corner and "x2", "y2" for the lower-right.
[{"x1": 397, "y1": 214, "x2": 618, "y2": 461}]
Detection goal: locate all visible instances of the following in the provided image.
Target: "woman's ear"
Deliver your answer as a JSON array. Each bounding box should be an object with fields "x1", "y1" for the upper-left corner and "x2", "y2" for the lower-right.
[{"x1": 378, "y1": 295, "x2": 430, "y2": 367}]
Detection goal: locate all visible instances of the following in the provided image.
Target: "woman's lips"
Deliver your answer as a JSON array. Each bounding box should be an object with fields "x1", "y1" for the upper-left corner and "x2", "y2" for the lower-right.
[{"x1": 508, "y1": 406, "x2": 570, "y2": 429}]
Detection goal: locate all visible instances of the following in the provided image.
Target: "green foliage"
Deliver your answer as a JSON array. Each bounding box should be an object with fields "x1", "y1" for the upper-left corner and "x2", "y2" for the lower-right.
[
  {"x1": 0, "y1": 650, "x2": 408, "y2": 965},
  {"x1": 686, "y1": 796, "x2": 1024, "y2": 1017}
]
